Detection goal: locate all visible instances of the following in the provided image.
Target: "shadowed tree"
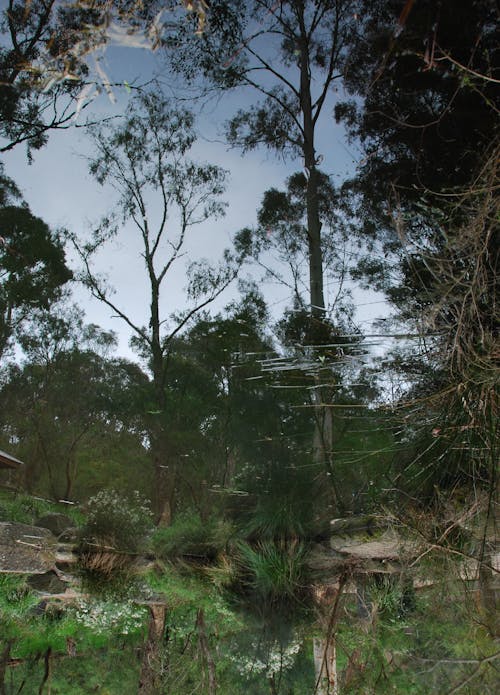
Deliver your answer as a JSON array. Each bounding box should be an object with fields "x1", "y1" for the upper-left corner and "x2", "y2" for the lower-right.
[
  {"x1": 0, "y1": 307, "x2": 150, "y2": 500},
  {"x1": 166, "y1": 1, "x2": 363, "y2": 517},
  {"x1": 0, "y1": 1, "x2": 219, "y2": 158},
  {"x1": 0, "y1": 202, "x2": 72, "y2": 360},
  {"x1": 0, "y1": 0, "x2": 93, "y2": 156},
  {"x1": 164, "y1": 0, "x2": 360, "y2": 321},
  {"x1": 73, "y1": 90, "x2": 246, "y2": 523},
  {"x1": 0, "y1": 0, "x2": 161, "y2": 156},
  {"x1": 335, "y1": 0, "x2": 499, "y2": 489},
  {"x1": 334, "y1": 0, "x2": 498, "y2": 317}
]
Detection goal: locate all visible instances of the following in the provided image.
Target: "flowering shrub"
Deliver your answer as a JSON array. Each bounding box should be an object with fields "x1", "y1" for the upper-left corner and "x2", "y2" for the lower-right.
[
  {"x1": 74, "y1": 597, "x2": 147, "y2": 636},
  {"x1": 79, "y1": 490, "x2": 153, "y2": 577},
  {"x1": 230, "y1": 639, "x2": 302, "y2": 679},
  {"x1": 82, "y1": 489, "x2": 153, "y2": 554}
]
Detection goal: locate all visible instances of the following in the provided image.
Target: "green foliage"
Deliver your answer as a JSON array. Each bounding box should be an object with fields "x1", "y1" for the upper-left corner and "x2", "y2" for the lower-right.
[
  {"x1": 367, "y1": 575, "x2": 416, "y2": 619},
  {"x1": 144, "y1": 564, "x2": 316, "y2": 694},
  {"x1": 0, "y1": 575, "x2": 37, "y2": 616},
  {"x1": 0, "y1": 491, "x2": 83, "y2": 526},
  {"x1": 151, "y1": 513, "x2": 234, "y2": 561},
  {"x1": 4, "y1": 640, "x2": 142, "y2": 694},
  {"x1": 237, "y1": 541, "x2": 307, "y2": 605},
  {"x1": 338, "y1": 572, "x2": 499, "y2": 695},
  {"x1": 0, "y1": 0, "x2": 92, "y2": 155},
  {"x1": 243, "y1": 494, "x2": 313, "y2": 543},
  {"x1": 81, "y1": 489, "x2": 153, "y2": 555},
  {"x1": 0, "y1": 309, "x2": 151, "y2": 501},
  {"x1": 0, "y1": 205, "x2": 71, "y2": 356},
  {"x1": 0, "y1": 163, "x2": 21, "y2": 205},
  {"x1": 0, "y1": 492, "x2": 51, "y2": 524}
]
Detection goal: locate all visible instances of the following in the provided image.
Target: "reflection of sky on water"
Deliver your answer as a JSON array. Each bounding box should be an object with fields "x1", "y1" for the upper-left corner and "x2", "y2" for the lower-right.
[{"x1": 2, "y1": 39, "x2": 389, "y2": 361}]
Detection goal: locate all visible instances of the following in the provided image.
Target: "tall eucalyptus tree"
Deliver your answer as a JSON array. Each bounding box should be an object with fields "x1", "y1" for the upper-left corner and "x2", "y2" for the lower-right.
[
  {"x1": 74, "y1": 91, "x2": 245, "y2": 523},
  {"x1": 166, "y1": 0, "x2": 359, "y2": 320}
]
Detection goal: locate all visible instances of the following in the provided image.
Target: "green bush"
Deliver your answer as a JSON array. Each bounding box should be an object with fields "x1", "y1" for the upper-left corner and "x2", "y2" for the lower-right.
[
  {"x1": 78, "y1": 490, "x2": 153, "y2": 581},
  {"x1": 237, "y1": 540, "x2": 307, "y2": 604},
  {"x1": 0, "y1": 492, "x2": 53, "y2": 524},
  {"x1": 81, "y1": 489, "x2": 153, "y2": 554},
  {"x1": 0, "y1": 491, "x2": 84, "y2": 526},
  {"x1": 0, "y1": 575, "x2": 37, "y2": 616},
  {"x1": 244, "y1": 499, "x2": 310, "y2": 541},
  {"x1": 152, "y1": 513, "x2": 233, "y2": 561}
]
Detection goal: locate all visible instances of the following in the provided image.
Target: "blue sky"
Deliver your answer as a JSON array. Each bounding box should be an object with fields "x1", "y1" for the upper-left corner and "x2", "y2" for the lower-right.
[{"x1": 2, "y1": 34, "x2": 388, "y2": 361}]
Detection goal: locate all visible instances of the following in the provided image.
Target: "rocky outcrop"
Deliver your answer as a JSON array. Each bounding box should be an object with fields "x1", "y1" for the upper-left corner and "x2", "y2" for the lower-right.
[
  {"x1": 35, "y1": 513, "x2": 74, "y2": 538},
  {"x1": 0, "y1": 521, "x2": 78, "y2": 574},
  {"x1": 308, "y1": 517, "x2": 422, "y2": 583},
  {"x1": 0, "y1": 522, "x2": 56, "y2": 574},
  {"x1": 27, "y1": 570, "x2": 69, "y2": 594}
]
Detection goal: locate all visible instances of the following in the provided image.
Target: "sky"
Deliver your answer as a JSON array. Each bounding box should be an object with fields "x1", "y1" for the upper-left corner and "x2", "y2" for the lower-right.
[{"x1": 2, "y1": 17, "x2": 389, "y2": 362}]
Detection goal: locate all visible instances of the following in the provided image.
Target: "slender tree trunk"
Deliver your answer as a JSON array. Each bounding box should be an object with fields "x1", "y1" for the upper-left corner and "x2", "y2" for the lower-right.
[
  {"x1": 150, "y1": 280, "x2": 173, "y2": 525},
  {"x1": 0, "y1": 304, "x2": 13, "y2": 362},
  {"x1": 297, "y1": 5, "x2": 342, "y2": 516},
  {"x1": 314, "y1": 637, "x2": 338, "y2": 695},
  {"x1": 268, "y1": 674, "x2": 279, "y2": 695},
  {"x1": 64, "y1": 430, "x2": 89, "y2": 501},
  {"x1": 196, "y1": 608, "x2": 217, "y2": 695},
  {"x1": 312, "y1": 377, "x2": 344, "y2": 512},
  {"x1": 0, "y1": 641, "x2": 12, "y2": 695},
  {"x1": 479, "y1": 552, "x2": 499, "y2": 637},
  {"x1": 38, "y1": 648, "x2": 52, "y2": 695},
  {"x1": 297, "y1": 4, "x2": 325, "y2": 319},
  {"x1": 305, "y1": 166, "x2": 326, "y2": 317},
  {"x1": 64, "y1": 456, "x2": 75, "y2": 501},
  {"x1": 138, "y1": 602, "x2": 167, "y2": 695},
  {"x1": 313, "y1": 577, "x2": 348, "y2": 695},
  {"x1": 152, "y1": 430, "x2": 174, "y2": 526}
]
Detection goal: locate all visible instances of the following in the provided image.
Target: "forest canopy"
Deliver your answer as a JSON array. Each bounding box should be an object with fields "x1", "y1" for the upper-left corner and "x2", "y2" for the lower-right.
[{"x1": 0, "y1": 2, "x2": 498, "y2": 693}]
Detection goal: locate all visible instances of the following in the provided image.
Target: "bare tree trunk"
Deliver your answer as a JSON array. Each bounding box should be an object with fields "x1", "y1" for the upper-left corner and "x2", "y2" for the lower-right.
[
  {"x1": 150, "y1": 291, "x2": 174, "y2": 526},
  {"x1": 196, "y1": 608, "x2": 217, "y2": 695},
  {"x1": 296, "y1": 2, "x2": 326, "y2": 318},
  {"x1": 153, "y1": 447, "x2": 172, "y2": 527},
  {"x1": 0, "y1": 641, "x2": 12, "y2": 695},
  {"x1": 313, "y1": 576, "x2": 348, "y2": 695},
  {"x1": 138, "y1": 602, "x2": 167, "y2": 695},
  {"x1": 297, "y1": 7, "x2": 345, "y2": 518},
  {"x1": 312, "y1": 383, "x2": 343, "y2": 513},
  {"x1": 38, "y1": 648, "x2": 52, "y2": 695},
  {"x1": 314, "y1": 637, "x2": 338, "y2": 695},
  {"x1": 479, "y1": 552, "x2": 499, "y2": 637},
  {"x1": 64, "y1": 455, "x2": 75, "y2": 502}
]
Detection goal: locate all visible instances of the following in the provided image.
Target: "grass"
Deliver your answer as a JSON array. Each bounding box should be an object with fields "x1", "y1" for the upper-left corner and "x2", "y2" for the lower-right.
[
  {"x1": 151, "y1": 513, "x2": 234, "y2": 561},
  {"x1": 0, "y1": 489, "x2": 84, "y2": 526},
  {"x1": 237, "y1": 540, "x2": 308, "y2": 605}
]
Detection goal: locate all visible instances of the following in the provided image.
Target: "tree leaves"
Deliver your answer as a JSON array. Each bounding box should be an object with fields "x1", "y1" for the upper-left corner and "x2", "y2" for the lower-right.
[{"x1": 0, "y1": 205, "x2": 72, "y2": 357}]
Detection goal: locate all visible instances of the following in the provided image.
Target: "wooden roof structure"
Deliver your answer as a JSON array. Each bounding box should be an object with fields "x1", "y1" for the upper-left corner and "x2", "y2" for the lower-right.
[{"x1": 0, "y1": 449, "x2": 24, "y2": 470}]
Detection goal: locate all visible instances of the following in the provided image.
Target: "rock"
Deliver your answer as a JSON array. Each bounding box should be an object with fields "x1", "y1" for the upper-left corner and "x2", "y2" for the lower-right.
[
  {"x1": 330, "y1": 529, "x2": 419, "y2": 561},
  {"x1": 35, "y1": 513, "x2": 74, "y2": 537},
  {"x1": 55, "y1": 544, "x2": 78, "y2": 567},
  {"x1": 58, "y1": 527, "x2": 79, "y2": 542},
  {"x1": 0, "y1": 522, "x2": 56, "y2": 573},
  {"x1": 27, "y1": 570, "x2": 68, "y2": 594},
  {"x1": 329, "y1": 515, "x2": 387, "y2": 536}
]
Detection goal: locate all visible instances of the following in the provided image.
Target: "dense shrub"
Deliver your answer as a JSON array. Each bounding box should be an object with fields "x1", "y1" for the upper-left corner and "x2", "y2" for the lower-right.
[
  {"x1": 0, "y1": 492, "x2": 54, "y2": 524},
  {"x1": 152, "y1": 513, "x2": 233, "y2": 561},
  {"x1": 237, "y1": 540, "x2": 307, "y2": 605},
  {"x1": 0, "y1": 491, "x2": 83, "y2": 527},
  {"x1": 80, "y1": 490, "x2": 153, "y2": 576}
]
